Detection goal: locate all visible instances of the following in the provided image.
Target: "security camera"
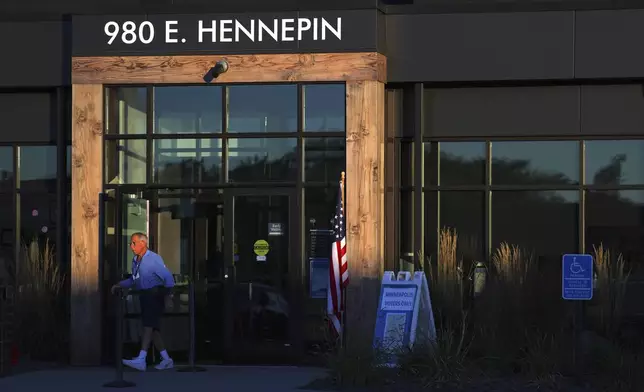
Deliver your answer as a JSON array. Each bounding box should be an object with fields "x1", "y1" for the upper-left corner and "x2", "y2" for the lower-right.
[{"x1": 211, "y1": 60, "x2": 229, "y2": 79}]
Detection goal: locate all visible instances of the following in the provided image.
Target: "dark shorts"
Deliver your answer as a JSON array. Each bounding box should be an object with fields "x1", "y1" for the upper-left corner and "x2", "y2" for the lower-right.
[{"x1": 139, "y1": 289, "x2": 166, "y2": 329}]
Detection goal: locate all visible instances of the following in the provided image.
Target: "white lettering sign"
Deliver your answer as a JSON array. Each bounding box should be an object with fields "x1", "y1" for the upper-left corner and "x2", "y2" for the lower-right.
[
  {"x1": 104, "y1": 17, "x2": 342, "y2": 46},
  {"x1": 381, "y1": 287, "x2": 416, "y2": 311}
]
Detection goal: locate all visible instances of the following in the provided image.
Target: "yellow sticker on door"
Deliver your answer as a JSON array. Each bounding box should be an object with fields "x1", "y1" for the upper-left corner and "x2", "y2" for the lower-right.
[{"x1": 253, "y1": 240, "x2": 270, "y2": 256}]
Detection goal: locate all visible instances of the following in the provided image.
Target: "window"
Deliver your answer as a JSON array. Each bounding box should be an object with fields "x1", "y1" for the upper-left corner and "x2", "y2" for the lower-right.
[
  {"x1": 426, "y1": 142, "x2": 486, "y2": 186},
  {"x1": 585, "y1": 140, "x2": 644, "y2": 186},
  {"x1": 440, "y1": 191, "x2": 485, "y2": 262},
  {"x1": 105, "y1": 87, "x2": 146, "y2": 135},
  {"x1": 227, "y1": 138, "x2": 297, "y2": 182},
  {"x1": 228, "y1": 85, "x2": 297, "y2": 133},
  {"x1": 153, "y1": 139, "x2": 222, "y2": 184},
  {"x1": 586, "y1": 190, "x2": 644, "y2": 278},
  {"x1": 154, "y1": 86, "x2": 222, "y2": 134},
  {"x1": 304, "y1": 138, "x2": 345, "y2": 183},
  {"x1": 19, "y1": 146, "x2": 57, "y2": 191},
  {"x1": 492, "y1": 191, "x2": 579, "y2": 260},
  {"x1": 105, "y1": 140, "x2": 147, "y2": 184},
  {"x1": 303, "y1": 84, "x2": 345, "y2": 132},
  {"x1": 491, "y1": 141, "x2": 579, "y2": 186}
]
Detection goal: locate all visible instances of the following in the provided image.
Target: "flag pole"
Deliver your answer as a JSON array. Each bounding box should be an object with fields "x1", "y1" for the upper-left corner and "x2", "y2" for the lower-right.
[{"x1": 339, "y1": 171, "x2": 346, "y2": 351}]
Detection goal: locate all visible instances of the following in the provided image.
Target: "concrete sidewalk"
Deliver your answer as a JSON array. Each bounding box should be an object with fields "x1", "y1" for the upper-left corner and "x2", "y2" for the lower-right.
[{"x1": 0, "y1": 365, "x2": 328, "y2": 392}]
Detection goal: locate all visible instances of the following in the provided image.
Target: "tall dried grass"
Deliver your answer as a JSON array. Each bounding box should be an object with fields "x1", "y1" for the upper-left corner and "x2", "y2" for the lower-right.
[
  {"x1": 428, "y1": 228, "x2": 465, "y2": 324},
  {"x1": 15, "y1": 238, "x2": 66, "y2": 361},
  {"x1": 592, "y1": 244, "x2": 630, "y2": 339}
]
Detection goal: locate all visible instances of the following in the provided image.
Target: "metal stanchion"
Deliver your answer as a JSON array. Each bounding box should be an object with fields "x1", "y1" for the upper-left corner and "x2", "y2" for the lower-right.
[
  {"x1": 177, "y1": 279, "x2": 206, "y2": 372},
  {"x1": 104, "y1": 289, "x2": 136, "y2": 388}
]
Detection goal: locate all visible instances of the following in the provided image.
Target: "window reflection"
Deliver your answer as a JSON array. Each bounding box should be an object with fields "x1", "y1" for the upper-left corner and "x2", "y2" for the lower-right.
[
  {"x1": 19, "y1": 193, "x2": 57, "y2": 245},
  {"x1": 440, "y1": 191, "x2": 485, "y2": 262},
  {"x1": 106, "y1": 87, "x2": 147, "y2": 135},
  {"x1": 586, "y1": 190, "x2": 644, "y2": 279},
  {"x1": 303, "y1": 84, "x2": 345, "y2": 132},
  {"x1": 228, "y1": 85, "x2": 297, "y2": 133},
  {"x1": 19, "y1": 146, "x2": 57, "y2": 191},
  {"x1": 304, "y1": 138, "x2": 345, "y2": 183},
  {"x1": 491, "y1": 141, "x2": 579, "y2": 185},
  {"x1": 0, "y1": 147, "x2": 13, "y2": 190},
  {"x1": 585, "y1": 140, "x2": 644, "y2": 186},
  {"x1": 154, "y1": 86, "x2": 222, "y2": 134},
  {"x1": 154, "y1": 139, "x2": 222, "y2": 184},
  {"x1": 105, "y1": 140, "x2": 146, "y2": 184},
  {"x1": 228, "y1": 138, "x2": 297, "y2": 182},
  {"x1": 425, "y1": 142, "x2": 486, "y2": 186},
  {"x1": 492, "y1": 191, "x2": 579, "y2": 259}
]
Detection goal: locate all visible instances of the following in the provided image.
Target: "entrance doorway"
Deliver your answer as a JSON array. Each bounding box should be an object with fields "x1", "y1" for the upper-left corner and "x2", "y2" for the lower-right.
[{"x1": 101, "y1": 186, "x2": 299, "y2": 364}]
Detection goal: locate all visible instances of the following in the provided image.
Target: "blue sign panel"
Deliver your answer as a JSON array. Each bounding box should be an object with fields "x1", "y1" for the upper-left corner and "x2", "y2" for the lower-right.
[{"x1": 562, "y1": 254, "x2": 593, "y2": 300}]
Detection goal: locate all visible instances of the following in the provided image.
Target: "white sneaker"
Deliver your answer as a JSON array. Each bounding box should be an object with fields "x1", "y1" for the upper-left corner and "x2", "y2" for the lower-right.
[
  {"x1": 122, "y1": 357, "x2": 147, "y2": 371},
  {"x1": 154, "y1": 358, "x2": 174, "y2": 370}
]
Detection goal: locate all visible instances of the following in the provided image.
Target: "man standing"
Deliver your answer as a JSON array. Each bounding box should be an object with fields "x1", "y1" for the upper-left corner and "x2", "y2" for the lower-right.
[{"x1": 111, "y1": 232, "x2": 175, "y2": 371}]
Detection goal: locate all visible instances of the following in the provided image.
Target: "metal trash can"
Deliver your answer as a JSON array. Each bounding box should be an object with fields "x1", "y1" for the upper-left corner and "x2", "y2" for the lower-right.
[{"x1": 0, "y1": 283, "x2": 15, "y2": 377}]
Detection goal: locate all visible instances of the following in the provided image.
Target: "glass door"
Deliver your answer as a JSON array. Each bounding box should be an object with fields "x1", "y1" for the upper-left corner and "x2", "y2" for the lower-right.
[
  {"x1": 223, "y1": 188, "x2": 299, "y2": 363},
  {"x1": 101, "y1": 186, "x2": 152, "y2": 363}
]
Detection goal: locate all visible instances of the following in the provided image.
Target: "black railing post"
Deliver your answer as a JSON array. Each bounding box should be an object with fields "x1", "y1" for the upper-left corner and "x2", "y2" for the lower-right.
[
  {"x1": 177, "y1": 279, "x2": 205, "y2": 372},
  {"x1": 104, "y1": 289, "x2": 136, "y2": 388}
]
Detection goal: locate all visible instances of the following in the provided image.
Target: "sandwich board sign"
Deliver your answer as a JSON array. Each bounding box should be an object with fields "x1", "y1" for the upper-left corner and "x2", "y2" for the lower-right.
[{"x1": 373, "y1": 271, "x2": 437, "y2": 366}]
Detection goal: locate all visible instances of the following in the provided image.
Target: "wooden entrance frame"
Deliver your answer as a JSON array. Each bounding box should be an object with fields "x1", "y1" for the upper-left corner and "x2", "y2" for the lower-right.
[{"x1": 70, "y1": 52, "x2": 387, "y2": 365}]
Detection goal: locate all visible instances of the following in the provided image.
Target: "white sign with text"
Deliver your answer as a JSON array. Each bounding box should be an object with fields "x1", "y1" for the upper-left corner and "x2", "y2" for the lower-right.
[{"x1": 103, "y1": 17, "x2": 342, "y2": 46}]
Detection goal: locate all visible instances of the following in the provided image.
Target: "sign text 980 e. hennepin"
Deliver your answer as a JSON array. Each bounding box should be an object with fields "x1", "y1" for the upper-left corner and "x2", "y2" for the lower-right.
[{"x1": 103, "y1": 17, "x2": 342, "y2": 46}]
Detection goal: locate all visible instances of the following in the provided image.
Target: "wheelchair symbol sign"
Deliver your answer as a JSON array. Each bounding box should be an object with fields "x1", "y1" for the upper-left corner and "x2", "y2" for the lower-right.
[{"x1": 562, "y1": 254, "x2": 593, "y2": 300}]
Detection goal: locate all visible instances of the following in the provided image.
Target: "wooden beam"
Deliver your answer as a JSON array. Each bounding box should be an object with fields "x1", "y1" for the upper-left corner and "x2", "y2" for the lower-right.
[
  {"x1": 70, "y1": 84, "x2": 103, "y2": 365},
  {"x1": 345, "y1": 80, "x2": 385, "y2": 349},
  {"x1": 72, "y1": 52, "x2": 386, "y2": 84}
]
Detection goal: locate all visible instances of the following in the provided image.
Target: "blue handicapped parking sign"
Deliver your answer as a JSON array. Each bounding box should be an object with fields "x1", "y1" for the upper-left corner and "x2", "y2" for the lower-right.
[{"x1": 562, "y1": 254, "x2": 593, "y2": 300}]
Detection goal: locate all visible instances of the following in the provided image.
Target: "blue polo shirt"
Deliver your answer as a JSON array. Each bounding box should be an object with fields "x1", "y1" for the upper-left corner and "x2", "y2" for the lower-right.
[{"x1": 118, "y1": 250, "x2": 175, "y2": 291}]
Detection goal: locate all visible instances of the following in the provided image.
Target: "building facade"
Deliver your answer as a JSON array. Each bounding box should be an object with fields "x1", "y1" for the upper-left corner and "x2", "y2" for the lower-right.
[{"x1": 1, "y1": 0, "x2": 644, "y2": 367}]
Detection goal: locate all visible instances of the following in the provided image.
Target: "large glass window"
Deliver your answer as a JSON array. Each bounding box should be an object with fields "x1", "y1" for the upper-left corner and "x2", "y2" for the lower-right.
[
  {"x1": 425, "y1": 142, "x2": 486, "y2": 186},
  {"x1": 492, "y1": 191, "x2": 579, "y2": 259},
  {"x1": 19, "y1": 146, "x2": 57, "y2": 191},
  {"x1": 586, "y1": 190, "x2": 644, "y2": 277},
  {"x1": 304, "y1": 138, "x2": 345, "y2": 183},
  {"x1": 585, "y1": 140, "x2": 644, "y2": 186},
  {"x1": 303, "y1": 84, "x2": 345, "y2": 132},
  {"x1": 154, "y1": 86, "x2": 222, "y2": 134},
  {"x1": 440, "y1": 191, "x2": 486, "y2": 262},
  {"x1": 105, "y1": 139, "x2": 147, "y2": 184},
  {"x1": 228, "y1": 85, "x2": 297, "y2": 133},
  {"x1": 153, "y1": 139, "x2": 222, "y2": 184},
  {"x1": 491, "y1": 141, "x2": 579, "y2": 185},
  {"x1": 228, "y1": 138, "x2": 297, "y2": 182},
  {"x1": 105, "y1": 87, "x2": 147, "y2": 135}
]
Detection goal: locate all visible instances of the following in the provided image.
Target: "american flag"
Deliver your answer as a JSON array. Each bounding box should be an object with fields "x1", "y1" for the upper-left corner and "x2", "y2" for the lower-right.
[{"x1": 328, "y1": 186, "x2": 348, "y2": 336}]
